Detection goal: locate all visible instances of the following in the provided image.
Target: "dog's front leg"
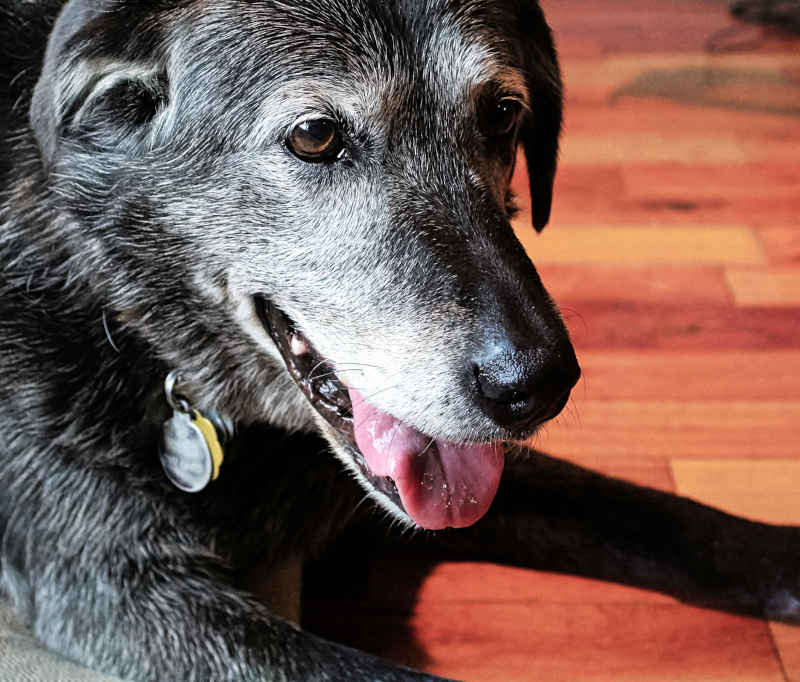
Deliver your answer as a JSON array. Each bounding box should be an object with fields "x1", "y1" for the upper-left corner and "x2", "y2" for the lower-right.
[
  {"x1": 421, "y1": 449, "x2": 800, "y2": 622},
  {"x1": 2, "y1": 518, "x2": 446, "y2": 681}
]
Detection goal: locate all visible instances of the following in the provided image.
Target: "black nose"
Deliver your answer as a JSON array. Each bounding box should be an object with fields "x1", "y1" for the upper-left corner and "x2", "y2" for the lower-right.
[{"x1": 472, "y1": 341, "x2": 580, "y2": 432}]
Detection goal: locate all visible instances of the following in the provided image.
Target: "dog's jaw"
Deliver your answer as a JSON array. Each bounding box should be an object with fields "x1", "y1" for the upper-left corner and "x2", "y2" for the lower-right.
[
  {"x1": 252, "y1": 295, "x2": 507, "y2": 530},
  {"x1": 252, "y1": 295, "x2": 412, "y2": 518}
]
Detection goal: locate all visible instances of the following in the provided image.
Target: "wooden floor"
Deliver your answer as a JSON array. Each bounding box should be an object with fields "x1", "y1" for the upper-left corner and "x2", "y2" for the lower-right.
[{"x1": 304, "y1": 1, "x2": 800, "y2": 679}]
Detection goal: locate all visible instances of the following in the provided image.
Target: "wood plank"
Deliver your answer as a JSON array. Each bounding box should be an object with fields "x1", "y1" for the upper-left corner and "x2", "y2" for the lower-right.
[
  {"x1": 738, "y1": 137, "x2": 800, "y2": 163},
  {"x1": 573, "y1": 351, "x2": 800, "y2": 401},
  {"x1": 560, "y1": 132, "x2": 748, "y2": 165},
  {"x1": 621, "y1": 162, "x2": 800, "y2": 203},
  {"x1": 513, "y1": 225, "x2": 766, "y2": 266},
  {"x1": 567, "y1": 99, "x2": 800, "y2": 137},
  {"x1": 514, "y1": 157, "x2": 800, "y2": 230},
  {"x1": 671, "y1": 459, "x2": 800, "y2": 525},
  {"x1": 555, "y1": 304, "x2": 800, "y2": 350},
  {"x1": 758, "y1": 228, "x2": 800, "y2": 264},
  {"x1": 726, "y1": 268, "x2": 800, "y2": 306},
  {"x1": 547, "y1": 178, "x2": 800, "y2": 228},
  {"x1": 613, "y1": 72, "x2": 800, "y2": 120},
  {"x1": 587, "y1": 459, "x2": 676, "y2": 491},
  {"x1": 538, "y1": 401, "x2": 800, "y2": 461},
  {"x1": 542, "y1": 2, "x2": 746, "y2": 56},
  {"x1": 536, "y1": 265, "x2": 732, "y2": 304},
  {"x1": 769, "y1": 622, "x2": 800, "y2": 682},
  {"x1": 562, "y1": 54, "x2": 800, "y2": 103}
]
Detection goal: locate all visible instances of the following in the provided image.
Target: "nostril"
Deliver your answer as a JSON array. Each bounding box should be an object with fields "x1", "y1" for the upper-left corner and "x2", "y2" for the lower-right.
[
  {"x1": 474, "y1": 362, "x2": 535, "y2": 405},
  {"x1": 471, "y1": 344, "x2": 580, "y2": 432},
  {"x1": 473, "y1": 353, "x2": 540, "y2": 428}
]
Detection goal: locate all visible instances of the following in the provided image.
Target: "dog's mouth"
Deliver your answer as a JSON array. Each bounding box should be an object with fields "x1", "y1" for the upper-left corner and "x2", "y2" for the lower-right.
[
  {"x1": 254, "y1": 295, "x2": 353, "y2": 433},
  {"x1": 254, "y1": 295, "x2": 504, "y2": 530}
]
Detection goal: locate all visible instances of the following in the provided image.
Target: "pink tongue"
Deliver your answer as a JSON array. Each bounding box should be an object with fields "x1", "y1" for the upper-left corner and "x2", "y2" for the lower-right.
[{"x1": 349, "y1": 389, "x2": 504, "y2": 530}]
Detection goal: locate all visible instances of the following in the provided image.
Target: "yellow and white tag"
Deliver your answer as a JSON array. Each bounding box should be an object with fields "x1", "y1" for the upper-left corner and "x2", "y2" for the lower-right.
[{"x1": 158, "y1": 370, "x2": 231, "y2": 493}]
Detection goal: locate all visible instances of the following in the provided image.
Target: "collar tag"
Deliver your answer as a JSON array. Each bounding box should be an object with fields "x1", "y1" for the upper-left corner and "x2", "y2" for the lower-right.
[{"x1": 159, "y1": 371, "x2": 232, "y2": 493}]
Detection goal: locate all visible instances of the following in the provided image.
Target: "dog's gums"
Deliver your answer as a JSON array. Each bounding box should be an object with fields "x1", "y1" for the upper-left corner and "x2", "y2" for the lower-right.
[
  {"x1": 254, "y1": 296, "x2": 352, "y2": 431},
  {"x1": 254, "y1": 295, "x2": 505, "y2": 529}
]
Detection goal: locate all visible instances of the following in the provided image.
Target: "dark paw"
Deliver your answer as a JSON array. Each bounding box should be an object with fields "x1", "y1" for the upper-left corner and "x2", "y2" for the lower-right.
[{"x1": 765, "y1": 589, "x2": 800, "y2": 623}]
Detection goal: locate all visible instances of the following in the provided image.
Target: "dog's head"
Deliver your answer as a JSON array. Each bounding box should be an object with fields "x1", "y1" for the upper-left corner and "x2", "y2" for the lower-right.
[{"x1": 30, "y1": 0, "x2": 579, "y2": 529}]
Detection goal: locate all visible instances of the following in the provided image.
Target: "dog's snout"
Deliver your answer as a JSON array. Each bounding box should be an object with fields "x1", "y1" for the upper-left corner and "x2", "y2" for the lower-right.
[{"x1": 472, "y1": 339, "x2": 580, "y2": 433}]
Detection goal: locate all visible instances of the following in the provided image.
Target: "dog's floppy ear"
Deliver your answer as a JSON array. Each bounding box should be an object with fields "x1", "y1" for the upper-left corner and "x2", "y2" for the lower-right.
[
  {"x1": 30, "y1": 0, "x2": 167, "y2": 167},
  {"x1": 516, "y1": 1, "x2": 563, "y2": 232}
]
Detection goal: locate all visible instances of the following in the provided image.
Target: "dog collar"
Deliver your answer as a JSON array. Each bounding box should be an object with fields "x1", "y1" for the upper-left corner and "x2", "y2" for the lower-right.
[{"x1": 159, "y1": 370, "x2": 233, "y2": 493}]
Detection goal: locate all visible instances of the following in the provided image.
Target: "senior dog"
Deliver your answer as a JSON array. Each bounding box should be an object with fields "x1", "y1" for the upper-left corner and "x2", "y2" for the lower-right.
[{"x1": 1, "y1": 1, "x2": 799, "y2": 680}]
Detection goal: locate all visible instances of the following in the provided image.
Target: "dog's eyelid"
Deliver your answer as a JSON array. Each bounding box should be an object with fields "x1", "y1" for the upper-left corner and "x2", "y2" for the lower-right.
[
  {"x1": 291, "y1": 112, "x2": 338, "y2": 128},
  {"x1": 288, "y1": 111, "x2": 353, "y2": 140},
  {"x1": 478, "y1": 71, "x2": 530, "y2": 105},
  {"x1": 492, "y1": 88, "x2": 529, "y2": 111},
  {"x1": 505, "y1": 95, "x2": 531, "y2": 113}
]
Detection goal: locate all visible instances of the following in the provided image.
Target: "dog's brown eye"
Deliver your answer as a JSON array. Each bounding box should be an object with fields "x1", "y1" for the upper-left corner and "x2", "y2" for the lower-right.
[
  {"x1": 287, "y1": 119, "x2": 343, "y2": 161},
  {"x1": 482, "y1": 98, "x2": 522, "y2": 137}
]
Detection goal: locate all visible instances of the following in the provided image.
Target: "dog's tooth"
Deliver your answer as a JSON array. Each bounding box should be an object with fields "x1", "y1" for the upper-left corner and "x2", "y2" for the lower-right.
[{"x1": 290, "y1": 335, "x2": 309, "y2": 356}]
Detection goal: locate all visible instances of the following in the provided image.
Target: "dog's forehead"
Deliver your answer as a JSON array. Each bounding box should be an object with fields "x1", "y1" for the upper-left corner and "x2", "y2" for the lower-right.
[
  {"x1": 415, "y1": 5, "x2": 526, "y2": 94},
  {"x1": 185, "y1": 0, "x2": 528, "y2": 129}
]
